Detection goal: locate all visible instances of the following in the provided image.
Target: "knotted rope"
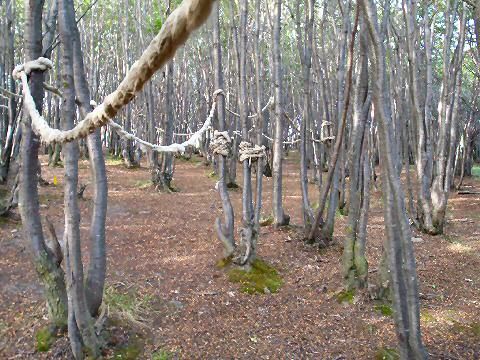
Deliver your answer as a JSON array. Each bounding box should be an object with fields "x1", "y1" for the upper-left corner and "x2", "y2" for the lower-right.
[
  {"x1": 321, "y1": 121, "x2": 335, "y2": 142},
  {"x1": 238, "y1": 141, "x2": 266, "y2": 165},
  {"x1": 14, "y1": 0, "x2": 214, "y2": 145},
  {"x1": 209, "y1": 130, "x2": 232, "y2": 157},
  {"x1": 12, "y1": 57, "x2": 53, "y2": 80}
]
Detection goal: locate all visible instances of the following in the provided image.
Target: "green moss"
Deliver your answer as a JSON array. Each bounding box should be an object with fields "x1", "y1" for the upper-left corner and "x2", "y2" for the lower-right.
[
  {"x1": 452, "y1": 321, "x2": 480, "y2": 338},
  {"x1": 35, "y1": 327, "x2": 55, "y2": 352},
  {"x1": 336, "y1": 289, "x2": 355, "y2": 304},
  {"x1": 152, "y1": 349, "x2": 174, "y2": 360},
  {"x1": 259, "y1": 215, "x2": 274, "y2": 227},
  {"x1": 216, "y1": 256, "x2": 233, "y2": 268},
  {"x1": 374, "y1": 303, "x2": 393, "y2": 317},
  {"x1": 207, "y1": 171, "x2": 218, "y2": 180},
  {"x1": 105, "y1": 154, "x2": 124, "y2": 166},
  {"x1": 227, "y1": 259, "x2": 283, "y2": 294},
  {"x1": 134, "y1": 180, "x2": 153, "y2": 189},
  {"x1": 472, "y1": 165, "x2": 480, "y2": 178},
  {"x1": 113, "y1": 335, "x2": 144, "y2": 359},
  {"x1": 374, "y1": 347, "x2": 399, "y2": 360},
  {"x1": 420, "y1": 310, "x2": 436, "y2": 323}
]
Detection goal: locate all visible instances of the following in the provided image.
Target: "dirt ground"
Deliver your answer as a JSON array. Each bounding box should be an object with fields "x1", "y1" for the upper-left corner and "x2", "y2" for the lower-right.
[{"x1": 0, "y1": 154, "x2": 479, "y2": 359}]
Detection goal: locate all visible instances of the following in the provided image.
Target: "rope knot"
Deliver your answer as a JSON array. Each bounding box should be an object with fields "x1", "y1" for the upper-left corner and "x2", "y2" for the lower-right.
[
  {"x1": 238, "y1": 141, "x2": 266, "y2": 165},
  {"x1": 12, "y1": 57, "x2": 53, "y2": 80},
  {"x1": 210, "y1": 130, "x2": 232, "y2": 157}
]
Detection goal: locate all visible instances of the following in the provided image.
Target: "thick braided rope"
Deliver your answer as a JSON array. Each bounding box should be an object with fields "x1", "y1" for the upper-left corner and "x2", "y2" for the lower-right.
[
  {"x1": 209, "y1": 130, "x2": 232, "y2": 157},
  {"x1": 109, "y1": 89, "x2": 223, "y2": 153},
  {"x1": 15, "y1": 0, "x2": 214, "y2": 145},
  {"x1": 238, "y1": 141, "x2": 266, "y2": 165}
]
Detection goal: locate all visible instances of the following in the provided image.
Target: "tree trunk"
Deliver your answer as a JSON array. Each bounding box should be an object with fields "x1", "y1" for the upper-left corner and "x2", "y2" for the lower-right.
[
  {"x1": 360, "y1": 0, "x2": 427, "y2": 357},
  {"x1": 19, "y1": 0, "x2": 68, "y2": 332},
  {"x1": 272, "y1": 0, "x2": 289, "y2": 228}
]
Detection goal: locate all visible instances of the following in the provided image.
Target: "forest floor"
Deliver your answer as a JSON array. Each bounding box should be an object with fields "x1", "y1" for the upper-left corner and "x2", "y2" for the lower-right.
[{"x1": 0, "y1": 153, "x2": 479, "y2": 359}]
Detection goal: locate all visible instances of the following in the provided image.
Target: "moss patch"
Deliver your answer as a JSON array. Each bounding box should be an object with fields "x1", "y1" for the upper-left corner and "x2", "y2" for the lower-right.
[
  {"x1": 227, "y1": 259, "x2": 283, "y2": 294},
  {"x1": 152, "y1": 349, "x2": 174, "y2": 360},
  {"x1": 105, "y1": 154, "x2": 124, "y2": 166},
  {"x1": 35, "y1": 327, "x2": 55, "y2": 352},
  {"x1": 374, "y1": 303, "x2": 393, "y2": 317},
  {"x1": 259, "y1": 215, "x2": 274, "y2": 227},
  {"x1": 420, "y1": 310, "x2": 436, "y2": 324},
  {"x1": 113, "y1": 334, "x2": 144, "y2": 359},
  {"x1": 374, "y1": 347, "x2": 399, "y2": 360},
  {"x1": 207, "y1": 171, "x2": 218, "y2": 180},
  {"x1": 134, "y1": 180, "x2": 153, "y2": 189},
  {"x1": 452, "y1": 321, "x2": 480, "y2": 338},
  {"x1": 216, "y1": 256, "x2": 233, "y2": 269},
  {"x1": 336, "y1": 289, "x2": 355, "y2": 304}
]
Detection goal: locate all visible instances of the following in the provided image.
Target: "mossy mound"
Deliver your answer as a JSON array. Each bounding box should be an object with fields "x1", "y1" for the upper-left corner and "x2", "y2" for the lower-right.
[{"x1": 227, "y1": 259, "x2": 283, "y2": 294}]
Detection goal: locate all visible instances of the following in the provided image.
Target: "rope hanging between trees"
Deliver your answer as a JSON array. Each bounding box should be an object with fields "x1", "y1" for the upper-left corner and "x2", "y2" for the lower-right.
[
  {"x1": 13, "y1": 0, "x2": 215, "y2": 144},
  {"x1": 238, "y1": 141, "x2": 266, "y2": 166}
]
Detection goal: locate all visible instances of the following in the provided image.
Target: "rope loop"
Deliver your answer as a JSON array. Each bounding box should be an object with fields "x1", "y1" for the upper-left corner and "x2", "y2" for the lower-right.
[
  {"x1": 210, "y1": 130, "x2": 232, "y2": 157},
  {"x1": 238, "y1": 141, "x2": 266, "y2": 166}
]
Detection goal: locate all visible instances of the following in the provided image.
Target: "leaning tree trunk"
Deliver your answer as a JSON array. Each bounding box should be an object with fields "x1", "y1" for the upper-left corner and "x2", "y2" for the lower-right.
[
  {"x1": 19, "y1": 0, "x2": 68, "y2": 332},
  {"x1": 272, "y1": 0, "x2": 289, "y2": 228},
  {"x1": 343, "y1": 21, "x2": 371, "y2": 290},
  {"x1": 212, "y1": 0, "x2": 235, "y2": 257},
  {"x1": 360, "y1": 0, "x2": 427, "y2": 358},
  {"x1": 68, "y1": 0, "x2": 108, "y2": 317}
]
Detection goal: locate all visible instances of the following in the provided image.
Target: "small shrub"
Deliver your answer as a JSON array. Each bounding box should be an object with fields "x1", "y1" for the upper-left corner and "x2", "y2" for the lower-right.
[
  {"x1": 35, "y1": 327, "x2": 55, "y2": 352},
  {"x1": 374, "y1": 303, "x2": 394, "y2": 317}
]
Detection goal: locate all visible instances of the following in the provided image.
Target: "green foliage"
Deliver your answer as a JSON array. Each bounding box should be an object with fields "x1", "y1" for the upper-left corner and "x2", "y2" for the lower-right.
[
  {"x1": 374, "y1": 303, "x2": 393, "y2": 317},
  {"x1": 335, "y1": 289, "x2": 355, "y2": 304},
  {"x1": 227, "y1": 259, "x2": 283, "y2": 294},
  {"x1": 374, "y1": 347, "x2": 399, "y2": 360},
  {"x1": 35, "y1": 327, "x2": 55, "y2": 352}
]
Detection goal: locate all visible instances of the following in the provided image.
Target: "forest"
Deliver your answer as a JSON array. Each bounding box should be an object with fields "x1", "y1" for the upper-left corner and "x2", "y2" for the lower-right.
[{"x1": 0, "y1": 0, "x2": 479, "y2": 358}]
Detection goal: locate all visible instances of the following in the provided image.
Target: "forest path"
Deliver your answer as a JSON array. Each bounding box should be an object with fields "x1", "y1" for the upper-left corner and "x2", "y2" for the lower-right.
[{"x1": 0, "y1": 154, "x2": 479, "y2": 359}]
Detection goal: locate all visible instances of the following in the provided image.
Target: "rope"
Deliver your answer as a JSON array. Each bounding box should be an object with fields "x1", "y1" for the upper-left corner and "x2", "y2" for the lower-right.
[
  {"x1": 108, "y1": 89, "x2": 223, "y2": 154},
  {"x1": 14, "y1": 0, "x2": 214, "y2": 145},
  {"x1": 321, "y1": 121, "x2": 335, "y2": 142},
  {"x1": 225, "y1": 96, "x2": 274, "y2": 119},
  {"x1": 209, "y1": 130, "x2": 232, "y2": 157},
  {"x1": 238, "y1": 141, "x2": 266, "y2": 165}
]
